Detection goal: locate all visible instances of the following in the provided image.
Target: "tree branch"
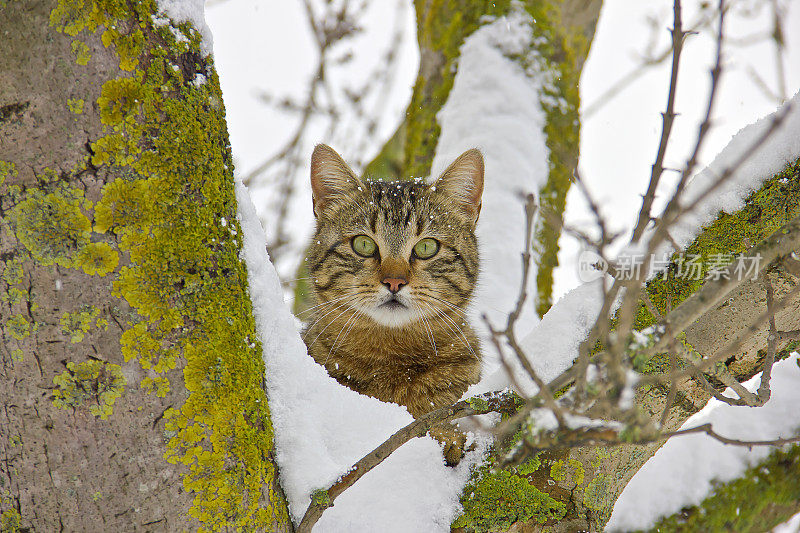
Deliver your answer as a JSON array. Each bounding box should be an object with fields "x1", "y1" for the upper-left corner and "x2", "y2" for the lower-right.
[{"x1": 296, "y1": 392, "x2": 519, "y2": 531}]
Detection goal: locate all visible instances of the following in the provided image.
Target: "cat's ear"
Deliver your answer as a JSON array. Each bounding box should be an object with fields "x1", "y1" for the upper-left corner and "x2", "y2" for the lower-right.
[
  {"x1": 310, "y1": 144, "x2": 363, "y2": 217},
  {"x1": 433, "y1": 149, "x2": 484, "y2": 224}
]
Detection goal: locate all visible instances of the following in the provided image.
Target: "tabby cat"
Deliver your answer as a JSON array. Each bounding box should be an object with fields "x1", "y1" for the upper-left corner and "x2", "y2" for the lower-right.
[{"x1": 302, "y1": 144, "x2": 483, "y2": 419}]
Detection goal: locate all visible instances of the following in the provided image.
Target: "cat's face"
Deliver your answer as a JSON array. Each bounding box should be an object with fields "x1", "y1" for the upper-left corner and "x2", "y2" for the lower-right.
[{"x1": 306, "y1": 145, "x2": 483, "y2": 328}]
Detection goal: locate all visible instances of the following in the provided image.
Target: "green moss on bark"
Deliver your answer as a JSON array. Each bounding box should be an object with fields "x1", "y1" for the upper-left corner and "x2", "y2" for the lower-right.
[
  {"x1": 453, "y1": 456, "x2": 566, "y2": 531},
  {"x1": 635, "y1": 157, "x2": 800, "y2": 331},
  {"x1": 405, "y1": 0, "x2": 511, "y2": 179}
]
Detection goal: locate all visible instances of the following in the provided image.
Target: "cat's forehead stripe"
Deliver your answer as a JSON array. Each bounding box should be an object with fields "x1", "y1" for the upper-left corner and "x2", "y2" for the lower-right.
[{"x1": 367, "y1": 181, "x2": 428, "y2": 254}]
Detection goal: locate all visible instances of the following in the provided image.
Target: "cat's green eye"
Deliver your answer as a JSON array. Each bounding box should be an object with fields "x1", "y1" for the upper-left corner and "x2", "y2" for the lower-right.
[
  {"x1": 413, "y1": 238, "x2": 439, "y2": 259},
  {"x1": 352, "y1": 235, "x2": 377, "y2": 257}
]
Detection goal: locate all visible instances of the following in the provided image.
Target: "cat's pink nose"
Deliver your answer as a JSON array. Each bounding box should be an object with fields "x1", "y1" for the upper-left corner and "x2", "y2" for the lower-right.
[{"x1": 382, "y1": 277, "x2": 407, "y2": 293}]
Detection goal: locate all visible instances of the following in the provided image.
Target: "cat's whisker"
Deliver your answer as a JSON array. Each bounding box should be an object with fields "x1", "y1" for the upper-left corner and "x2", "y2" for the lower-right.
[
  {"x1": 296, "y1": 293, "x2": 354, "y2": 316},
  {"x1": 297, "y1": 299, "x2": 352, "y2": 324},
  {"x1": 327, "y1": 308, "x2": 360, "y2": 357},
  {"x1": 418, "y1": 300, "x2": 477, "y2": 359},
  {"x1": 412, "y1": 302, "x2": 438, "y2": 358},
  {"x1": 296, "y1": 284, "x2": 371, "y2": 317},
  {"x1": 325, "y1": 309, "x2": 363, "y2": 363},
  {"x1": 416, "y1": 290, "x2": 470, "y2": 320},
  {"x1": 306, "y1": 301, "x2": 357, "y2": 347}
]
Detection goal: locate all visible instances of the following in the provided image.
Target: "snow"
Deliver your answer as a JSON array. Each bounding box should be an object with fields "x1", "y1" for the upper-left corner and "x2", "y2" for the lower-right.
[
  {"x1": 610, "y1": 90, "x2": 800, "y2": 280},
  {"x1": 607, "y1": 353, "x2": 800, "y2": 532},
  {"x1": 660, "y1": 90, "x2": 800, "y2": 251},
  {"x1": 467, "y1": 279, "x2": 605, "y2": 398},
  {"x1": 429, "y1": 4, "x2": 552, "y2": 360},
  {"x1": 235, "y1": 179, "x2": 487, "y2": 530},
  {"x1": 156, "y1": 0, "x2": 213, "y2": 56}
]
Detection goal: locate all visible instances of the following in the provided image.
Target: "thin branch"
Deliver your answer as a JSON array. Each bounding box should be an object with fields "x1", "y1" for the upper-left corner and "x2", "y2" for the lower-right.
[
  {"x1": 659, "y1": 342, "x2": 679, "y2": 427},
  {"x1": 632, "y1": 0, "x2": 685, "y2": 241},
  {"x1": 642, "y1": 270, "x2": 800, "y2": 386},
  {"x1": 483, "y1": 194, "x2": 566, "y2": 426},
  {"x1": 296, "y1": 392, "x2": 519, "y2": 531},
  {"x1": 646, "y1": 214, "x2": 800, "y2": 360},
  {"x1": 757, "y1": 277, "x2": 778, "y2": 404},
  {"x1": 677, "y1": 340, "x2": 759, "y2": 406}
]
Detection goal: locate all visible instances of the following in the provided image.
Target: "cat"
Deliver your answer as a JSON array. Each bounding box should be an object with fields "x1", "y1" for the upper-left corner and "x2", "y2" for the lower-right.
[{"x1": 301, "y1": 144, "x2": 483, "y2": 421}]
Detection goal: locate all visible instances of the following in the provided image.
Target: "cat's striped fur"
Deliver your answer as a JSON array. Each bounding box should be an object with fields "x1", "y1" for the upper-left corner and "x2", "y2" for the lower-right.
[{"x1": 302, "y1": 144, "x2": 483, "y2": 418}]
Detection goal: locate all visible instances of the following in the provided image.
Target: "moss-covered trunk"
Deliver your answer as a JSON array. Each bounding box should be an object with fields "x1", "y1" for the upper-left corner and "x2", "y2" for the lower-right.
[{"x1": 0, "y1": 1, "x2": 290, "y2": 530}]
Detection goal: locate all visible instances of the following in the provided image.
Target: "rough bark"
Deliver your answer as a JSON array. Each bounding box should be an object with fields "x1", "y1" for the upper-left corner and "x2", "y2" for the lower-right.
[{"x1": 0, "y1": 1, "x2": 290, "y2": 530}]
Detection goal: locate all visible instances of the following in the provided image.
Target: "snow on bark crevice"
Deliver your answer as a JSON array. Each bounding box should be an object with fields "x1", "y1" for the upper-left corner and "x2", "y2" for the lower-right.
[{"x1": 156, "y1": 0, "x2": 214, "y2": 55}]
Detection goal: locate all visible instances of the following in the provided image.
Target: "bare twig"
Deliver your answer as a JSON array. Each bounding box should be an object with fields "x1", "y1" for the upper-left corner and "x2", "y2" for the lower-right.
[
  {"x1": 483, "y1": 194, "x2": 567, "y2": 426},
  {"x1": 632, "y1": 0, "x2": 685, "y2": 241},
  {"x1": 677, "y1": 340, "x2": 759, "y2": 406},
  {"x1": 642, "y1": 270, "x2": 800, "y2": 386},
  {"x1": 296, "y1": 392, "x2": 519, "y2": 531},
  {"x1": 646, "y1": 214, "x2": 800, "y2": 360},
  {"x1": 757, "y1": 277, "x2": 778, "y2": 404}
]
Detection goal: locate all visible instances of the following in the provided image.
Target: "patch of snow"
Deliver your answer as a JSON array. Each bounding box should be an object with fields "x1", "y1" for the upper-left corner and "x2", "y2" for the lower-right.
[
  {"x1": 468, "y1": 280, "x2": 604, "y2": 397},
  {"x1": 191, "y1": 73, "x2": 207, "y2": 87},
  {"x1": 774, "y1": 511, "x2": 800, "y2": 532},
  {"x1": 607, "y1": 353, "x2": 800, "y2": 531},
  {"x1": 648, "y1": 90, "x2": 800, "y2": 260},
  {"x1": 157, "y1": 0, "x2": 213, "y2": 56},
  {"x1": 235, "y1": 179, "x2": 488, "y2": 530},
  {"x1": 430, "y1": 5, "x2": 552, "y2": 366}
]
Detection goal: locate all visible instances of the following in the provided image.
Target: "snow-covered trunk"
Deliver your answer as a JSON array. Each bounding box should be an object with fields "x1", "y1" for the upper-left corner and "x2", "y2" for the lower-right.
[
  {"x1": 402, "y1": 1, "x2": 800, "y2": 531},
  {"x1": 0, "y1": 1, "x2": 290, "y2": 530},
  {"x1": 405, "y1": 0, "x2": 601, "y2": 325},
  {"x1": 398, "y1": 1, "x2": 605, "y2": 530}
]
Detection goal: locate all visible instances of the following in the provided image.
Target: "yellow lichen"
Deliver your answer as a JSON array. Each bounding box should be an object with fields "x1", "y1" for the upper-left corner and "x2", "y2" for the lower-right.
[
  {"x1": 6, "y1": 315, "x2": 34, "y2": 341},
  {"x1": 0, "y1": 506, "x2": 22, "y2": 532},
  {"x1": 59, "y1": 306, "x2": 101, "y2": 343},
  {"x1": 75, "y1": 242, "x2": 119, "y2": 276},
  {"x1": 71, "y1": 39, "x2": 91, "y2": 65},
  {"x1": 44, "y1": 0, "x2": 288, "y2": 527},
  {"x1": 0, "y1": 160, "x2": 16, "y2": 187},
  {"x1": 583, "y1": 473, "x2": 610, "y2": 511},
  {"x1": 2, "y1": 258, "x2": 24, "y2": 285},
  {"x1": 8, "y1": 187, "x2": 92, "y2": 268},
  {"x1": 67, "y1": 97, "x2": 85, "y2": 114},
  {"x1": 52, "y1": 360, "x2": 126, "y2": 420}
]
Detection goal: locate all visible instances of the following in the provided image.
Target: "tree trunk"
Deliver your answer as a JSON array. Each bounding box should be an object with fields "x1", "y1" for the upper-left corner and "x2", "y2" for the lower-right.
[{"x1": 0, "y1": 1, "x2": 290, "y2": 530}]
